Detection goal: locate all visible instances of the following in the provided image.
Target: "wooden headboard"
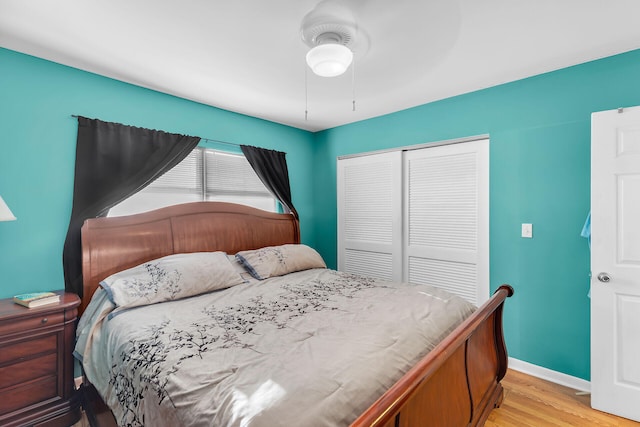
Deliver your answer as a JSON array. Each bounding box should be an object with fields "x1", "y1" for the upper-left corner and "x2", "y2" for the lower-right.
[{"x1": 80, "y1": 202, "x2": 300, "y2": 315}]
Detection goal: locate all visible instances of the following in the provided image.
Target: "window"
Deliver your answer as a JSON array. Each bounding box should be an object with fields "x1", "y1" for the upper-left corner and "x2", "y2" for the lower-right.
[{"x1": 109, "y1": 148, "x2": 277, "y2": 217}]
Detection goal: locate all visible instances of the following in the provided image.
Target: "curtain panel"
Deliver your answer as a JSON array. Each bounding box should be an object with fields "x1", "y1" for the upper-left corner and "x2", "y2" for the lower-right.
[
  {"x1": 240, "y1": 145, "x2": 298, "y2": 219},
  {"x1": 62, "y1": 117, "x2": 200, "y2": 296}
]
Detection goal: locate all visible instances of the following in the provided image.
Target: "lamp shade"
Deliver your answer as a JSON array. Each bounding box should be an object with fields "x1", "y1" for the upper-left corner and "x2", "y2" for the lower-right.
[
  {"x1": 0, "y1": 196, "x2": 16, "y2": 221},
  {"x1": 306, "y1": 43, "x2": 353, "y2": 77}
]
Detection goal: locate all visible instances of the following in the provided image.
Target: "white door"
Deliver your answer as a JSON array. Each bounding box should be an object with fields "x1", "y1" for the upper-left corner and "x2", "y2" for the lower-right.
[
  {"x1": 591, "y1": 107, "x2": 640, "y2": 422},
  {"x1": 403, "y1": 139, "x2": 489, "y2": 305},
  {"x1": 337, "y1": 151, "x2": 402, "y2": 281}
]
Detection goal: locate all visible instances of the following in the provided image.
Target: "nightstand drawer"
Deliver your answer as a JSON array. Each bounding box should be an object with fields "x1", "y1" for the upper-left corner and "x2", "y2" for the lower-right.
[
  {"x1": 0, "y1": 292, "x2": 81, "y2": 426},
  {"x1": 0, "y1": 312, "x2": 65, "y2": 336},
  {"x1": 0, "y1": 334, "x2": 57, "y2": 365},
  {"x1": 0, "y1": 375, "x2": 58, "y2": 416},
  {"x1": 0, "y1": 352, "x2": 57, "y2": 389}
]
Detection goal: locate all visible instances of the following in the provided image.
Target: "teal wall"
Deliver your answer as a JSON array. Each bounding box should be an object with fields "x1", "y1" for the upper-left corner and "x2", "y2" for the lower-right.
[
  {"x1": 0, "y1": 48, "x2": 316, "y2": 299},
  {"x1": 313, "y1": 49, "x2": 640, "y2": 381},
  {"x1": 3, "y1": 45, "x2": 640, "y2": 382}
]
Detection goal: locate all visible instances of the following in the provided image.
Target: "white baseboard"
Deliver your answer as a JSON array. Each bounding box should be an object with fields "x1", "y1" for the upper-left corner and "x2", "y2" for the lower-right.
[{"x1": 508, "y1": 357, "x2": 591, "y2": 393}]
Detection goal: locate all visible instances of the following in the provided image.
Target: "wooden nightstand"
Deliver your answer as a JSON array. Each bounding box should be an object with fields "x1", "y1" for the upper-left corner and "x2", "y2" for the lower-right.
[{"x1": 0, "y1": 291, "x2": 81, "y2": 427}]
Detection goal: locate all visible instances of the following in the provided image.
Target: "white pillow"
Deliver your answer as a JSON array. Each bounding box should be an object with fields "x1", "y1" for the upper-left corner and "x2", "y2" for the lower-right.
[
  {"x1": 101, "y1": 251, "x2": 244, "y2": 309},
  {"x1": 235, "y1": 244, "x2": 326, "y2": 280}
]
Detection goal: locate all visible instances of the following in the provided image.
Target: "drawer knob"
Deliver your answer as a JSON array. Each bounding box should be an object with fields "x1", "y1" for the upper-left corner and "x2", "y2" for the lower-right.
[{"x1": 41, "y1": 317, "x2": 48, "y2": 324}]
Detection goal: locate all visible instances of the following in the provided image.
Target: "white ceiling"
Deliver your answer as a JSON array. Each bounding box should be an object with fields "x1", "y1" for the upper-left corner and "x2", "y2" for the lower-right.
[{"x1": 2, "y1": 0, "x2": 640, "y2": 132}]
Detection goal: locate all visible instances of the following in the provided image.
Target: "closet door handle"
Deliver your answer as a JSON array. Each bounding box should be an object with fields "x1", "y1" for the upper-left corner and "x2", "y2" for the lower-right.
[{"x1": 597, "y1": 272, "x2": 611, "y2": 283}]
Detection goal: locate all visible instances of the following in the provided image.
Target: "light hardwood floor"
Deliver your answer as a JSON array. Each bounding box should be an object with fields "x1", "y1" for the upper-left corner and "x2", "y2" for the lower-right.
[{"x1": 486, "y1": 369, "x2": 640, "y2": 426}]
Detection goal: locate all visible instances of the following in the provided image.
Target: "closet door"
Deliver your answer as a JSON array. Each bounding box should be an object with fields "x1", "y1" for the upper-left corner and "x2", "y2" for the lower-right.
[
  {"x1": 404, "y1": 140, "x2": 489, "y2": 305},
  {"x1": 337, "y1": 151, "x2": 402, "y2": 281}
]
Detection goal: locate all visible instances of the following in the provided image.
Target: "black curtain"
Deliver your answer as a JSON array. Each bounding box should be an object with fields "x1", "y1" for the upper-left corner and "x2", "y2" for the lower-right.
[
  {"x1": 240, "y1": 145, "x2": 298, "y2": 219},
  {"x1": 62, "y1": 117, "x2": 201, "y2": 296}
]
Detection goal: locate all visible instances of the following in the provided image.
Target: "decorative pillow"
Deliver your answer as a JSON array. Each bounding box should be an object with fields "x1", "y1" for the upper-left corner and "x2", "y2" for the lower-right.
[
  {"x1": 101, "y1": 251, "x2": 244, "y2": 309},
  {"x1": 235, "y1": 244, "x2": 326, "y2": 280}
]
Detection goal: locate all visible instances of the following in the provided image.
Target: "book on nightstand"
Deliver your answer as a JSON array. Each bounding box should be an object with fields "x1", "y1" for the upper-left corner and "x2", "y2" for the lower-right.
[{"x1": 13, "y1": 291, "x2": 61, "y2": 308}]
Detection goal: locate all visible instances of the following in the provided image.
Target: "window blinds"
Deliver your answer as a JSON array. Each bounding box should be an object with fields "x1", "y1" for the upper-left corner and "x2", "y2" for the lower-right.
[{"x1": 109, "y1": 148, "x2": 276, "y2": 216}]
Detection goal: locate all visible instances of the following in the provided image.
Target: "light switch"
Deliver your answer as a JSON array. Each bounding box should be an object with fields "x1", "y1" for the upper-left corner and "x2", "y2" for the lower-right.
[{"x1": 521, "y1": 223, "x2": 533, "y2": 238}]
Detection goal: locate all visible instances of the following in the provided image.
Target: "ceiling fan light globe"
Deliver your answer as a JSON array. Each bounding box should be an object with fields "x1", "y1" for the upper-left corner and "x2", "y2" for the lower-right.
[{"x1": 306, "y1": 44, "x2": 353, "y2": 77}]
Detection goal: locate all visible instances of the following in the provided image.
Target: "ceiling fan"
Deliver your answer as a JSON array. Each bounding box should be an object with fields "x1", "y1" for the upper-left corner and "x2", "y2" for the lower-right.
[{"x1": 300, "y1": 0, "x2": 368, "y2": 78}]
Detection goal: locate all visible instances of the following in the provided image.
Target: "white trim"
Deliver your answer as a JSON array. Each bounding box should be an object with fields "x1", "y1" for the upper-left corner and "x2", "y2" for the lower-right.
[{"x1": 508, "y1": 357, "x2": 591, "y2": 393}]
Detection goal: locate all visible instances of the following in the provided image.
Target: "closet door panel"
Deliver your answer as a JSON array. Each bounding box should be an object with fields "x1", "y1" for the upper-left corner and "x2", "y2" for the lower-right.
[
  {"x1": 404, "y1": 140, "x2": 489, "y2": 305},
  {"x1": 337, "y1": 151, "x2": 402, "y2": 282},
  {"x1": 408, "y1": 257, "x2": 478, "y2": 302}
]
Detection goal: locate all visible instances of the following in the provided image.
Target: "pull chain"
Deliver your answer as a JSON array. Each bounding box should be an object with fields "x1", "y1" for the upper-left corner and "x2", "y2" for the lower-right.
[
  {"x1": 305, "y1": 65, "x2": 309, "y2": 121},
  {"x1": 352, "y1": 54, "x2": 356, "y2": 112}
]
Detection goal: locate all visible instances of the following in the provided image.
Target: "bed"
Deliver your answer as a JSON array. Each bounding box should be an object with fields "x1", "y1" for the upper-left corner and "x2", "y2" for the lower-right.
[{"x1": 76, "y1": 202, "x2": 513, "y2": 427}]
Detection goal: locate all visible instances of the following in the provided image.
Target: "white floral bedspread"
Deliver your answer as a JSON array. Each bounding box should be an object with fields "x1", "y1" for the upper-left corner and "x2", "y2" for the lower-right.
[{"x1": 75, "y1": 268, "x2": 475, "y2": 427}]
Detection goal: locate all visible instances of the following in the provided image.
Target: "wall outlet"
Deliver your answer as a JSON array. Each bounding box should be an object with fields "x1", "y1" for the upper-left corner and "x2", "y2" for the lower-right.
[{"x1": 522, "y1": 223, "x2": 533, "y2": 238}]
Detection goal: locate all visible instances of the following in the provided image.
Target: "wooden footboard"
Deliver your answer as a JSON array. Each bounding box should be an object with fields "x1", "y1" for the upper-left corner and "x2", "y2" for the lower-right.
[{"x1": 351, "y1": 285, "x2": 514, "y2": 427}]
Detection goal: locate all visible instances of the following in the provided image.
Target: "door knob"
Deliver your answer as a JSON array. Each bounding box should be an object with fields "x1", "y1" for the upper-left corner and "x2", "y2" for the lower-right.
[{"x1": 597, "y1": 272, "x2": 611, "y2": 283}]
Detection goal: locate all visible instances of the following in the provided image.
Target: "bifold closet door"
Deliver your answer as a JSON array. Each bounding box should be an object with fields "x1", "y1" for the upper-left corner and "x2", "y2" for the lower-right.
[
  {"x1": 337, "y1": 151, "x2": 402, "y2": 282},
  {"x1": 404, "y1": 139, "x2": 489, "y2": 305}
]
